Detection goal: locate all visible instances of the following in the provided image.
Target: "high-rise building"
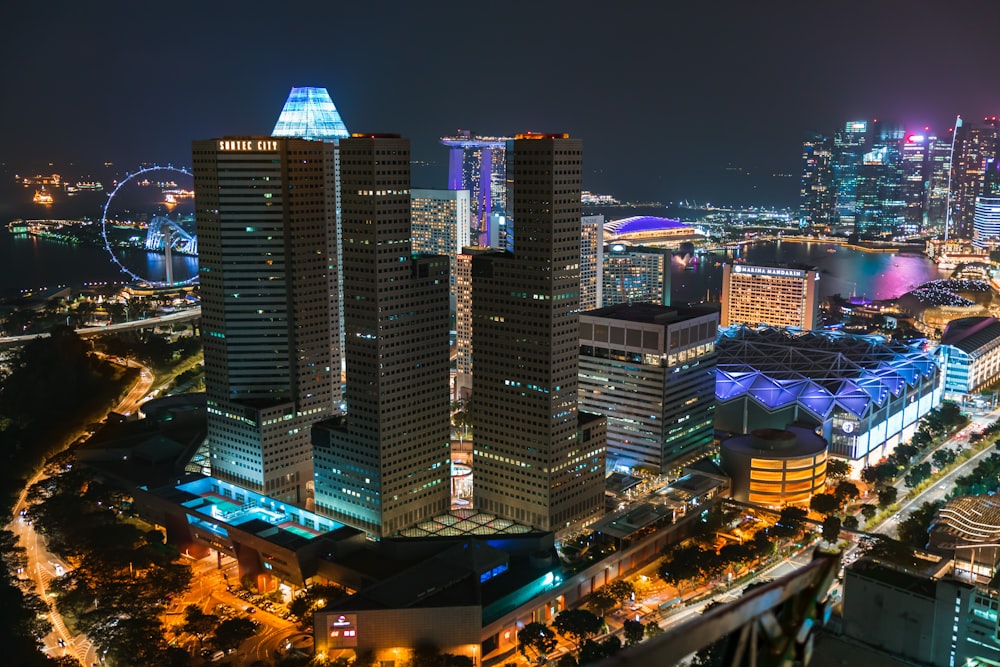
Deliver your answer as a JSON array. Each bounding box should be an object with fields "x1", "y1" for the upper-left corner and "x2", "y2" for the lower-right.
[
  {"x1": 855, "y1": 124, "x2": 905, "y2": 238},
  {"x1": 472, "y1": 133, "x2": 605, "y2": 532},
  {"x1": 952, "y1": 118, "x2": 1000, "y2": 239},
  {"x1": 440, "y1": 131, "x2": 512, "y2": 245},
  {"x1": 193, "y1": 136, "x2": 341, "y2": 504},
  {"x1": 973, "y1": 196, "x2": 1000, "y2": 249},
  {"x1": 800, "y1": 132, "x2": 834, "y2": 232},
  {"x1": 580, "y1": 214, "x2": 604, "y2": 311},
  {"x1": 454, "y1": 247, "x2": 494, "y2": 400},
  {"x1": 901, "y1": 132, "x2": 929, "y2": 236},
  {"x1": 410, "y1": 188, "x2": 471, "y2": 311},
  {"x1": 579, "y1": 303, "x2": 718, "y2": 475},
  {"x1": 720, "y1": 263, "x2": 820, "y2": 330},
  {"x1": 832, "y1": 120, "x2": 869, "y2": 229},
  {"x1": 602, "y1": 244, "x2": 672, "y2": 307},
  {"x1": 927, "y1": 132, "x2": 954, "y2": 233},
  {"x1": 312, "y1": 134, "x2": 452, "y2": 537}
]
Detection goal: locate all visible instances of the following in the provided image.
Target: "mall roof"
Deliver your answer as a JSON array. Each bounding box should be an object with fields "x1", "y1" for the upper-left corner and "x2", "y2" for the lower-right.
[
  {"x1": 940, "y1": 316, "x2": 1000, "y2": 355},
  {"x1": 604, "y1": 216, "x2": 690, "y2": 234},
  {"x1": 716, "y1": 326, "x2": 937, "y2": 419}
]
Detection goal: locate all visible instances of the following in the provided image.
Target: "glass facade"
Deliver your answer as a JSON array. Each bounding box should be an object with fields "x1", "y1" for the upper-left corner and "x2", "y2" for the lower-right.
[{"x1": 271, "y1": 86, "x2": 350, "y2": 141}]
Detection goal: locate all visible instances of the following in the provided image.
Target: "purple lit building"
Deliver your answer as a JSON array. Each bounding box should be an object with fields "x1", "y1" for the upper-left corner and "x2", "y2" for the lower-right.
[
  {"x1": 440, "y1": 131, "x2": 512, "y2": 245},
  {"x1": 715, "y1": 327, "x2": 940, "y2": 464}
]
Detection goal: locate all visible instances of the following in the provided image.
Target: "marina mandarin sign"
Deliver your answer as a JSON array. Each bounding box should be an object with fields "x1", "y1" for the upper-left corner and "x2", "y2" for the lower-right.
[
  {"x1": 733, "y1": 265, "x2": 806, "y2": 279},
  {"x1": 218, "y1": 139, "x2": 280, "y2": 152}
]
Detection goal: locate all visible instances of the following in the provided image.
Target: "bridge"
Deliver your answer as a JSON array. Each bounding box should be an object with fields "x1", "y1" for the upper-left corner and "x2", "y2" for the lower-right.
[{"x1": 0, "y1": 307, "x2": 201, "y2": 348}]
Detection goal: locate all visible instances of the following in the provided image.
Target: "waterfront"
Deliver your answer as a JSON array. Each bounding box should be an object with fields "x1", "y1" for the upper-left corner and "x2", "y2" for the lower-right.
[{"x1": 671, "y1": 238, "x2": 946, "y2": 305}]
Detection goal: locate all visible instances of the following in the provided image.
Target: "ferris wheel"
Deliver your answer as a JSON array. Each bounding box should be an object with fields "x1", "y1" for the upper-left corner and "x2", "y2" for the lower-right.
[{"x1": 100, "y1": 165, "x2": 198, "y2": 287}]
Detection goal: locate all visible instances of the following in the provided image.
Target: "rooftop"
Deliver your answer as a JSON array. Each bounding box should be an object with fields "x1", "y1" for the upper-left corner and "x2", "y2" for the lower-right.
[
  {"x1": 583, "y1": 302, "x2": 717, "y2": 324},
  {"x1": 941, "y1": 316, "x2": 1000, "y2": 354},
  {"x1": 605, "y1": 216, "x2": 691, "y2": 235}
]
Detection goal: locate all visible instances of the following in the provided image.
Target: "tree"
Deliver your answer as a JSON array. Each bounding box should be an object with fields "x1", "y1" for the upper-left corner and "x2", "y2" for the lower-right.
[
  {"x1": 877, "y1": 486, "x2": 898, "y2": 507},
  {"x1": 607, "y1": 579, "x2": 635, "y2": 604},
  {"x1": 842, "y1": 515, "x2": 859, "y2": 530},
  {"x1": 821, "y1": 516, "x2": 842, "y2": 543},
  {"x1": 658, "y1": 545, "x2": 708, "y2": 589},
  {"x1": 623, "y1": 619, "x2": 645, "y2": 646},
  {"x1": 833, "y1": 481, "x2": 860, "y2": 504},
  {"x1": 932, "y1": 448, "x2": 956, "y2": 470},
  {"x1": 213, "y1": 617, "x2": 258, "y2": 651},
  {"x1": 772, "y1": 506, "x2": 807, "y2": 538},
  {"x1": 897, "y1": 501, "x2": 943, "y2": 549},
  {"x1": 182, "y1": 604, "x2": 219, "y2": 646},
  {"x1": 645, "y1": 621, "x2": 665, "y2": 638},
  {"x1": 810, "y1": 493, "x2": 841, "y2": 516},
  {"x1": 518, "y1": 622, "x2": 556, "y2": 661},
  {"x1": 859, "y1": 504, "x2": 878, "y2": 520},
  {"x1": 587, "y1": 588, "x2": 617, "y2": 617},
  {"x1": 553, "y1": 609, "x2": 603, "y2": 650},
  {"x1": 578, "y1": 640, "x2": 606, "y2": 666},
  {"x1": 826, "y1": 459, "x2": 851, "y2": 480}
]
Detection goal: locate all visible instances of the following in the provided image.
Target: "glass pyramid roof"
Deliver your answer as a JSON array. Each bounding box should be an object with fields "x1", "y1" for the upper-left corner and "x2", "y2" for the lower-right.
[{"x1": 272, "y1": 86, "x2": 350, "y2": 141}]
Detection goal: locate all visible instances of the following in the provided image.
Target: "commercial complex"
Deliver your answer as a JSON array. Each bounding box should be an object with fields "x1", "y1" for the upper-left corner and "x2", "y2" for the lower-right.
[
  {"x1": 720, "y1": 263, "x2": 820, "y2": 330},
  {"x1": 715, "y1": 327, "x2": 940, "y2": 463},
  {"x1": 973, "y1": 196, "x2": 1000, "y2": 248},
  {"x1": 471, "y1": 133, "x2": 605, "y2": 532},
  {"x1": 579, "y1": 303, "x2": 718, "y2": 474},
  {"x1": 193, "y1": 136, "x2": 341, "y2": 504},
  {"x1": 311, "y1": 135, "x2": 452, "y2": 537},
  {"x1": 719, "y1": 426, "x2": 827, "y2": 506},
  {"x1": 602, "y1": 244, "x2": 672, "y2": 307},
  {"x1": 603, "y1": 216, "x2": 698, "y2": 248},
  {"x1": 938, "y1": 316, "x2": 1000, "y2": 401}
]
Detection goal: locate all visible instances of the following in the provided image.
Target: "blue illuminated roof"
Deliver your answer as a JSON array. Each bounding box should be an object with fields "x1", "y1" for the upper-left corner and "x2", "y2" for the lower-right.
[
  {"x1": 716, "y1": 327, "x2": 936, "y2": 419},
  {"x1": 605, "y1": 216, "x2": 690, "y2": 234},
  {"x1": 272, "y1": 86, "x2": 350, "y2": 141}
]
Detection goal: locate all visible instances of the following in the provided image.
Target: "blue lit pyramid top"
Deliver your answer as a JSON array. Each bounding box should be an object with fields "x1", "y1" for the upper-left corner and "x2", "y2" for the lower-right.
[{"x1": 271, "y1": 86, "x2": 350, "y2": 141}]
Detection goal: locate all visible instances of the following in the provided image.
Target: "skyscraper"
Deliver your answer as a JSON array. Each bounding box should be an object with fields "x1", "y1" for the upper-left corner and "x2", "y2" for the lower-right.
[
  {"x1": 901, "y1": 133, "x2": 929, "y2": 236},
  {"x1": 440, "y1": 131, "x2": 512, "y2": 244},
  {"x1": 193, "y1": 136, "x2": 341, "y2": 504},
  {"x1": 410, "y1": 188, "x2": 472, "y2": 312},
  {"x1": 800, "y1": 132, "x2": 834, "y2": 232},
  {"x1": 580, "y1": 214, "x2": 604, "y2": 311},
  {"x1": 855, "y1": 123, "x2": 905, "y2": 238},
  {"x1": 927, "y1": 132, "x2": 954, "y2": 233},
  {"x1": 602, "y1": 244, "x2": 672, "y2": 307},
  {"x1": 832, "y1": 120, "x2": 869, "y2": 229},
  {"x1": 312, "y1": 135, "x2": 452, "y2": 537},
  {"x1": 579, "y1": 303, "x2": 718, "y2": 475},
  {"x1": 720, "y1": 263, "x2": 820, "y2": 330},
  {"x1": 471, "y1": 133, "x2": 605, "y2": 532},
  {"x1": 951, "y1": 118, "x2": 1000, "y2": 239}
]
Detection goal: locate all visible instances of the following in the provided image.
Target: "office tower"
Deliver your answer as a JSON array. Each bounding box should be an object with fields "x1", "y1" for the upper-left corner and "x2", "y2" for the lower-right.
[
  {"x1": 927, "y1": 133, "x2": 954, "y2": 233},
  {"x1": 580, "y1": 214, "x2": 604, "y2": 311},
  {"x1": 312, "y1": 134, "x2": 451, "y2": 537},
  {"x1": 720, "y1": 262, "x2": 820, "y2": 330},
  {"x1": 973, "y1": 196, "x2": 1000, "y2": 248},
  {"x1": 952, "y1": 118, "x2": 1000, "y2": 239},
  {"x1": 440, "y1": 131, "x2": 513, "y2": 244},
  {"x1": 193, "y1": 136, "x2": 341, "y2": 504},
  {"x1": 579, "y1": 303, "x2": 718, "y2": 475},
  {"x1": 272, "y1": 85, "x2": 351, "y2": 401},
  {"x1": 472, "y1": 133, "x2": 605, "y2": 532},
  {"x1": 800, "y1": 132, "x2": 834, "y2": 231},
  {"x1": 602, "y1": 244, "x2": 672, "y2": 307},
  {"x1": 855, "y1": 124, "x2": 905, "y2": 238},
  {"x1": 901, "y1": 133, "x2": 929, "y2": 235},
  {"x1": 454, "y1": 247, "x2": 492, "y2": 400},
  {"x1": 832, "y1": 120, "x2": 869, "y2": 228},
  {"x1": 410, "y1": 188, "x2": 472, "y2": 312}
]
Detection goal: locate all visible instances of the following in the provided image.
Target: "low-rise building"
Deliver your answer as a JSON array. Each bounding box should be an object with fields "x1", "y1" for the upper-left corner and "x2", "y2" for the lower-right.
[{"x1": 939, "y1": 316, "x2": 1000, "y2": 402}]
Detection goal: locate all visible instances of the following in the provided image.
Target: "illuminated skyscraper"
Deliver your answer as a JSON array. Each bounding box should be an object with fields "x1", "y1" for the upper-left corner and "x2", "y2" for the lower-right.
[
  {"x1": 580, "y1": 214, "x2": 604, "y2": 311},
  {"x1": 193, "y1": 136, "x2": 341, "y2": 504},
  {"x1": 855, "y1": 123, "x2": 905, "y2": 238},
  {"x1": 800, "y1": 131, "x2": 834, "y2": 231},
  {"x1": 312, "y1": 135, "x2": 451, "y2": 537},
  {"x1": 832, "y1": 120, "x2": 869, "y2": 229},
  {"x1": 901, "y1": 133, "x2": 929, "y2": 236},
  {"x1": 410, "y1": 188, "x2": 471, "y2": 311},
  {"x1": 440, "y1": 131, "x2": 512, "y2": 244},
  {"x1": 973, "y1": 196, "x2": 1000, "y2": 249},
  {"x1": 472, "y1": 133, "x2": 605, "y2": 532},
  {"x1": 927, "y1": 133, "x2": 954, "y2": 233},
  {"x1": 579, "y1": 303, "x2": 718, "y2": 474},
  {"x1": 952, "y1": 118, "x2": 1000, "y2": 239},
  {"x1": 721, "y1": 263, "x2": 820, "y2": 330}
]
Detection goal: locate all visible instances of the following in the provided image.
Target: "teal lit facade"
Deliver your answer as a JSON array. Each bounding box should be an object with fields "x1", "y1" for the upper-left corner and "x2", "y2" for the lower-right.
[{"x1": 272, "y1": 86, "x2": 350, "y2": 141}]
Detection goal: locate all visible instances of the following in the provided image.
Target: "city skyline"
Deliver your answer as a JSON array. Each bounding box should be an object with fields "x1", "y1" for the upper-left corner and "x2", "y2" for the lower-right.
[{"x1": 3, "y1": 1, "x2": 1000, "y2": 206}]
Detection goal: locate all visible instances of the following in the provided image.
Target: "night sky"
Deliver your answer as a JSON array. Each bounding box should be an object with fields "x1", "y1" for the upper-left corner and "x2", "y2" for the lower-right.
[{"x1": 3, "y1": 0, "x2": 999, "y2": 206}]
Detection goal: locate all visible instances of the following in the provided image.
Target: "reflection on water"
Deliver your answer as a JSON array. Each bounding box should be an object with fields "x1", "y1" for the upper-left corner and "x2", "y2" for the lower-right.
[{"x1": 671, "y1": 240, "x2": 947, "y2": 305}]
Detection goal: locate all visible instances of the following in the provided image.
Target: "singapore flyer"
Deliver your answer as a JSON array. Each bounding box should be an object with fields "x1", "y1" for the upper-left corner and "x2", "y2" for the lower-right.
[{"x1": 100, "y1": 165, "x2": 198, "y2": 287}]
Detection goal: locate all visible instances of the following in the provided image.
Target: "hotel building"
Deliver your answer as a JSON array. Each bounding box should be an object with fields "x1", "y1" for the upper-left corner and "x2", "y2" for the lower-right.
[{"x1": 720, "y1": 262, "x2": 820, "y2": 330}]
